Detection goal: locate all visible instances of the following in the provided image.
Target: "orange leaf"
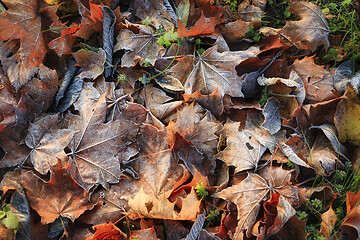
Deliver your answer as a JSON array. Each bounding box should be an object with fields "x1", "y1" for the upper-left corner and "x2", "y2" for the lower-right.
[
  {"x1": 88, "y1": 222, "x2": 126, "y2": 240},
  {"x1": 177, "y1": 12, "x2": 221, "y2": 38}
]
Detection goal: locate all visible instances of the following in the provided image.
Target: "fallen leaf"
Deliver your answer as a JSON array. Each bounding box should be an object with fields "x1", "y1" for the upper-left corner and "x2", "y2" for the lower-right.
[
  {"x1": 238, "y1": 0, "x2": 266, "y2": 22},
  {"x1": 293, "y1": 57, "x2": 337, "y2": 103},
  {"x1": 24, "y1": 114, "x2": 74, "y2": 175},
  {"x1": 21, "y1": 161, "x2": 96, "y2": 224},
  {"x1": 216, "y1": 166, "x2": 298, "y2": 240},
  {"x1": 262, "y1": 97, "x2": 281, "y2": 135},
  {"x1": 48, "y1": 23, "x2": 79, "y2": 56},
  {"x1": 334, "y1": 86, "x2": 360, "y2": 145},
  {"x1": 219, "y1": 19, "x2": 250, "y2": 44},
  {"x1": 166, "y1": 103, "x2": 220, "y2": 159},
  {"x1": 76, "y1": 2, "x2": 103, "y2": 40},
  {"x1": 66, "y1": 82, "x2": 139, "y2": 191},
  {"x1": 280, "y1": 1, "x2": 330, "y2": 51},
  {"x1": 342, "y1": 191, "x2": 360, "y2": 238},
  {"x1": 0, "y1": 0, "x2": 48, "y2": 68},
  {"x1": 73, "y1": 49, "x2": 106, "y2": 79},
  {"x1": 128, "y1": 187, "x2": 201, "y2": 221},
  {"x1": 215, "y1": 121, "x2": 266, "y2": 173},
  {"x1": 130, "y1": 227, "x2": 160, "y2": 240},
  {"x1": 320, "y1": 206, "x2": 337, "y2": 238},
  {"x1": 178, "y1": 12, "x2": 223, "y2": 38},
  {"x1": 114, "y1": 23, "x2": 166, "y2": 67},
  {"x1": 183, "y1": 88, "x2": 224, "y2": 117},
  {"x1": 166, "y1": 45, "x2": 256, "y2": 97},
  {"x1": 88, "y1": 222, "x2": 126, "y2": 240}
]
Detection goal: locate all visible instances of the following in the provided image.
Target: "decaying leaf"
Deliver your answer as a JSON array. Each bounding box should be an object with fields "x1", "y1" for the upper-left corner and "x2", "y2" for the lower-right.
[
  {"x1": 280, "y1": 1, "x2": 330, "y2": 51},
  {"x1": 21, "y1": 161, "x2": 96, "y2": 224},
  {"x1": 334, "y1": 86, "x2": 360, "y2": 145},
  {"x1": 165, "y1": 45, "x2": 257, "y2": 97},
  {"x1": 216, "y1": 166, "x2": 298, "y2": 239},
  {"x1": 262, "y1": 97, "x2": 281, "y2": 135},
  {"x1": 66, "y1": 83, "x2": 139, "y2": 191},
  {"x1": 73, "y1": 49, "x2": 106, "y2": 79},
  {"x1": 215, "y1": 121, "x2": 266, "y2": 173},
  {"x1": 114, "y1": 23, "x2": 166, "y2": 67},
  {"x1": 342, "y1": 191, "x2": 360, "y2": 238},
  {"x1": 88, "y1": 222, "x2": 126, "y2": 240}
]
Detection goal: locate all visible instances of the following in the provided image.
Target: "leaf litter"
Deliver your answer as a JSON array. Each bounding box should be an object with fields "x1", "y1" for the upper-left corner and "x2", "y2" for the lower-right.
[{"x1": 0, "y1": 0, "x2": 359, "y2": 239}]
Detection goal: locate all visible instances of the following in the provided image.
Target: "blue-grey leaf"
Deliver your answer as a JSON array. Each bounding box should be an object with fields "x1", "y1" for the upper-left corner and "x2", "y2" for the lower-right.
[
  {"x1": 54, "y1": 58, "x2": 83, "y2": 112},
  {"x1": 47, "y1": 217, "x2": 70, "y2": 239},
  {"x1": 183, "y1": 212, "x2": 206, "y2": 240},
  {"x1": 102, "y1": 6, "x2": 116, "y2": 79},
  {"x1": 241, "y1": 70, "x2": 260, "y2": 98},
  {"x1": 262, "y1": 97, "x2": 281, "y2": 135},
  {"x1": 162, "y1": 0, "x2": 178, "y2": 27}
]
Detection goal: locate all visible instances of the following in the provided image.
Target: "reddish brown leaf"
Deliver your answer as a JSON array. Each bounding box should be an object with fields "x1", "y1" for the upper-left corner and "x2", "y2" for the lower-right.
[
  {"x1": 342, "y1": 191, "x2": 360, "y2": 238},
  {"x1": 73, "y1": 49, "x2": 106, "y2": 79},
  {"x1": 0, "y1": 0, "x2": 48, "y2": 68},
  {"x1": 130, "y1": 227, "x2": 159, "y2": 240},
  {"x1": 76, "y1": 2, "x2": 103, "y2": 40},
  {"x1": 48, "y1": 23, "x2": 79, "y2": 56},
  {"x1": 88, "y1": 222, "x2": 126, "y2": 240},
  {"x1": 21, "y1": 161, "x2": 96, "y2": 224},
  {"x1": 178, "y1": 12, "x2": 223, "y2": 38}
]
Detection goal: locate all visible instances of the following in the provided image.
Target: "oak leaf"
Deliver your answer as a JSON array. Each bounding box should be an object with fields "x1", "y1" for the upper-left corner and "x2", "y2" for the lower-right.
[
  {"x1": 280, "y1": 1, "x2": 330, "y2": 51},
  {"x1": 65, "y1": 83, "x2": 139, "y2": 191},
  {"x1": 21, "y1": 161, "x2": 96, "y2": 224},
  {"x1": 216, "y1": 166, "x2": 298, "y2": 239},
  {"x1": 166, "y1": 46, "x2": 256, "y2": 97}
]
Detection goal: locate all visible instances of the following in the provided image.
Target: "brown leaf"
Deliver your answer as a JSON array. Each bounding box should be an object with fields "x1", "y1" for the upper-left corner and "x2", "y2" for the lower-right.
[
  {"x1": 48, "y1": 23, "x2": 79, "y2": 56},
  {"x1": 219, "y1": 19, "x2": 250, "y2": 44},
  {"x1": 280, "y1": 1, "x2": 330, "y2": 51},
  {"x1": 141, "y1": 84, "x2": 183, "y2": 122},
  {"x1": 76, "y1": 2, "x2": 103, "y2": 40},
  {"x1": 21, "y1": 161, "x2": 96, "y2": 224},
  {"x1": 238, "y1": 0, "x2": 267, "y2": 22},
  {"x1": 130, "y1": 227, "x2": 160, "y2": 240},
  {"x1": 183, "y1": 88, "x2": 224, "y2": 117},
  {"x1": 320, "y1": 206, "x2": 337, "y2": 238},
  {"x1": 66, "y1": 83, "x2": 139, "y2": 191},
  {"x1": 114, "y1": 24, "x2": 166, "y2": 67},
  {"x1": 342, "y1": 191, "x2": 360, "y2": 238},
  {"x1": 215, "y1": 121, "x2": 266, "y2": 173},
  {"x1": 0, "y1": 0, "x2": 48, "y2": 68},
  {"x1": 24, "y1": 114, "x2": 74, "y2": 175},
  {"x1": 73, "y1": 49, "x2": 106, "y2": 79},
  {"x1": 88, "y1": 222, "x2": 126, "y2": 240},
  {"x1": 128, "y1": 187, "x2": 201, "y2": 221},
  {"x1": 166, "y1": 45, "x2": 257, "y2": 97},
  {"x1": 216, "y1": 166, "x2": 298, "y2": 239},
  {"x1": 166, "y1": 103, "x2": 220, "y2": 159},
  {"x1": 293, "y1": 57, "x2": 337, "y2": 103}
]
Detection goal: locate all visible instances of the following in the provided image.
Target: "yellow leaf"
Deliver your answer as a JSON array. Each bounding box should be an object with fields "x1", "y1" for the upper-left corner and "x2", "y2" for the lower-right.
[{"x1": 334, "y1": 86, "x2": 360, "y2": 145}]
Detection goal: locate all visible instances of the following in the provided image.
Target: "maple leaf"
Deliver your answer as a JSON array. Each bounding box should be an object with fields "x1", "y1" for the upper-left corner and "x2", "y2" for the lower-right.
[
  {"x1": 24, "y1": 114, "x2": 74, "y2": 175},
  {"x1": 165, "y1": 45, "x2": 256, "y2": 97},
  {"x1": 114, "y1": 23, "x2": 166, "y2": 67},
  {"x1": 141, "y1": 84, "x2": 183, "y2": 122},
  {"x1": 0, "y1": 0, "x2": 48, "y2": 68},
  {"x1": 48, "y1": 23, "x2": 79, "y2": 56},
  {"x1": 73, "y1": 48, "x2": 106, "y2": 79},
  {"x1": 293, "y1": 57, "x2": 337, "y2": 103},
  {"x1": 216, "y1": 166, "x2": 298, "y2": 239},
  {"x1": 177, "y1": 12, "x2": 224, "y2": 38},
  {"x1": 219, "y1": 19, "x2": 250, "y2": 44},
  {"x1": 280, "y1": 1, "x2": 330, "y2": 51},
  {"x1": 65, "y1": 83, "x2": 139, "y2": 191},
  {"x1": 215, "y1": 121, "x2": 266, "y2": 173},
  {"x1": 128, "y1": 187, "x2": 201, "y2": 221},
  {"x1": 76, "y1": 2, "x2": 103, "y2": 40},
  {"x1": 183, "y1": 88, "x2": 224, "y2": 117},
  {"x1": 166, "y1": 103, "x2": 221, "y2": 159},
  {"x1": 21, "y1": 161, "x2": 96, "y2": 224},
  {"x1": 88, "y1": 222, "x2": 126, "y2": 240}
]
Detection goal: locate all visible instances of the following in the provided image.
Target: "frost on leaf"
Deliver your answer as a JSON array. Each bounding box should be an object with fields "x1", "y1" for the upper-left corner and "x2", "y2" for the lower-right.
[
  {"x1": 216, "y1": 166, "x2": 298, "y2": 239},
  {"x1": 215, "y1": 121, "x2": 266, "y2": 173},
  {"x1": 114, "y1": 24, "x2": 166, "y2": 67},
  {"x1": 165, "y1": 45, "x2": 257, "y2": 97},
  {"x1": 21, "y1": 161, "x2": 96, "y2": 224},
  {"x1": 65, "y1": 83, "x2": 139, "y2": 191},
  {"x1": 280, "y1": 1, "x2": 330, "y2": 51}
]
